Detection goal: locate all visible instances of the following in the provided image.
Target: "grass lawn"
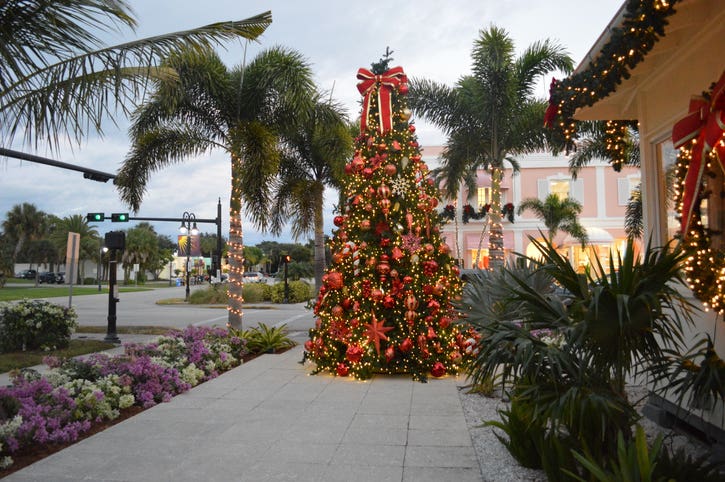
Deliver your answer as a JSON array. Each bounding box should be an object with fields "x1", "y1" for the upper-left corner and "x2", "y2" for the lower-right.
[
  {"x1": 75, "y1": 325, "x2": 178, "y2": 335},
  {"x1": 0, "y1": 339, "x2": 116, "y2": 373},
  {"x1": 0, "y1": 285, "x2": 152, "y2": 302}
]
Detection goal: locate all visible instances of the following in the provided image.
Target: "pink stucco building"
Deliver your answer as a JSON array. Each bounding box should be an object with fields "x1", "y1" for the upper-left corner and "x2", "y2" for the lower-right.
[{"x1": 423, "y1": 145, "x2": 641, "y2": 270}]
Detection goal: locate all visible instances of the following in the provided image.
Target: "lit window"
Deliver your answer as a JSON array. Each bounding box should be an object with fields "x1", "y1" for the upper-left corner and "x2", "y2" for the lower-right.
[
  {"x1": 477, "y1": 187, "x2": 491, "y2": 207},
  {"x1": 549, "y1": 179, "x2": 570, "y2": 200}
]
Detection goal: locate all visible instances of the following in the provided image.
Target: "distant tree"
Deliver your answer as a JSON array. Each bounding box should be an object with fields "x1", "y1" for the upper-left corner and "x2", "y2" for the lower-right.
[
  {"x1": 517, "y1": 194, "x2": 588, "y2": 247},
  {"x1": 2, "y1": 203, "x2": 48, "y2": 262},
  {"x1": 47, "y1": 214, "x2": 100, "y2": 281},
  {"x1": 0, "y1": 232, "x2": 12, "y2": 286},
  {"x1": 121, "y1": 223, "x2": 160, "y2": 282},
  {"x1": 26, "y1": 239, "x2": 60, "y2": 273},
  {"x1": 243, "y1": 246, "x2": 264, "y2": 269}
]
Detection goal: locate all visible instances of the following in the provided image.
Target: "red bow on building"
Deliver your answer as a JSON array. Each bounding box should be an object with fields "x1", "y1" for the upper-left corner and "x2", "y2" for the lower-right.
[
  {"x1": 356, "y1": 66, "x2": 407, "y2": 134},
  {"x1": 672, "y1": 70, "x2": 725, "y2": 238}
]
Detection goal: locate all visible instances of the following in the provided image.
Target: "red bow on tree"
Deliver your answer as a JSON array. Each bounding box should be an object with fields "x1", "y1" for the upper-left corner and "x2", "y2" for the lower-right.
[
  {"x1": 672, "y1": 70, "x2": 725, "y2": 238},
  {"x1": 356, "y1": 66, "x2": 407, "y2": 134}
]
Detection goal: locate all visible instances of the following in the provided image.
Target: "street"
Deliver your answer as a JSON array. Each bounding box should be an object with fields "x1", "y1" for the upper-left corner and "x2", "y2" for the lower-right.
[{"x1": 37, "y1": 284, "x2": 316, "y2": 337}]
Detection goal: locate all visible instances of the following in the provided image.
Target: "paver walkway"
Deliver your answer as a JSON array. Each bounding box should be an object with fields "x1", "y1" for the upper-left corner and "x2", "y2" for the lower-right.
[{"x1": 5, "y1": 346, "x2": 483, "y2": 481}]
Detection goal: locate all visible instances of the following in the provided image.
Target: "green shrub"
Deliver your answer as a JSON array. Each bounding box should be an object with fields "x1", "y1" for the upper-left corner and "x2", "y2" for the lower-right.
[
  {"x1": 269, "y1": 280, "x2": 311, "y2": 303},
  {"x1": 188, "y1": 285, "x2": 228, "y2": 304},
  {"x1": 0, "y1": 299, "x2": 78, "y2": 352},
  {"x1": 242, "y1": 283, "x2": 266, "y2": 303}
]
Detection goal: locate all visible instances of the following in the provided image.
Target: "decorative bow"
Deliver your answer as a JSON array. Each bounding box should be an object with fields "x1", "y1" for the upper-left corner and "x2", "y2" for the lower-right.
[
  {"x1": 672, "y1": 70, "x2": 725, "y2": 238},
  {"x1": 356, "y1": 66, "x2": 407, "y2": 134}
]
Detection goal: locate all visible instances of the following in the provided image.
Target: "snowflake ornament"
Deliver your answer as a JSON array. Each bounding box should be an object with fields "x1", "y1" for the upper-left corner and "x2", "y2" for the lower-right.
[
  {"x1": 390, "y1": 176, "x2": 408, "y2": 198},
  {"x1": 401, "y1": 232, "x2": 422, "y2": 253}
]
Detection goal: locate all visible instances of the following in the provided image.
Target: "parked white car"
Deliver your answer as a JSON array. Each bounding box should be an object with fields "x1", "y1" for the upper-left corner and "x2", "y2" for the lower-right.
[{"x1": 243, "y1": 272, "x2": 264, "y2": 283}]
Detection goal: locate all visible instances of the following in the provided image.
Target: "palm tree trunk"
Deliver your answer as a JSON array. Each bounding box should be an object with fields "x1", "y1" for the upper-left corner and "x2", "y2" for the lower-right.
[
  {"x1": 227, "y1": 154, "x2": 245, "y2": 329},
  {"x1": 474, "y1": 215, "x2": 489, "y2": 268},
  {"x1": 488, "y1": 166, "x2": 504, "y2": 269},
  {"x1": 313, "y1": 187, "x2": 325, "y2": 294}
]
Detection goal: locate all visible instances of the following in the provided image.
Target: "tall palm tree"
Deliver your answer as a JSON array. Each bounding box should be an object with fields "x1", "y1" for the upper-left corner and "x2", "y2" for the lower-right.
[
  {"x1": 0, "y1": 0, "x2": 271, "y2": 149},
  {"x1": 115, "y1": 47, "x2": 319, "y2": 328},
  {"x1": 270, "y1": 97, "x2": 352, "y2": 292},
  {"x1": 2, "y1": 203, "x2": 48, "y2": 261},
  {"x1": 516, "y1": 194, "x2": 588, "y2": 247},
  {"x1": 410, "y1": 26, "x2": 573, "y2": 268}
]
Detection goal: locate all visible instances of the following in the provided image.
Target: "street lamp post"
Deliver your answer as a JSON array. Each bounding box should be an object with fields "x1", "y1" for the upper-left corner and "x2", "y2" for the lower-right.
[{"x1": 179, "y1": 212, "x2": 198, "y2": 302}]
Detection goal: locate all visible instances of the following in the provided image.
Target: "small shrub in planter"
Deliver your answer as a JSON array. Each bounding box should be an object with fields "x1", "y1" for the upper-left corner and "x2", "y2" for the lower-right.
[{"x1": 0, "y1": 300, "x2": 78, "y2": 352}]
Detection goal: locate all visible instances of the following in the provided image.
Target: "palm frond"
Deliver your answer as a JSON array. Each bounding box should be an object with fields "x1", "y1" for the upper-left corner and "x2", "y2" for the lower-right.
[{"x1": 1, "y1": 7, "x2": 271, "y2": 149}]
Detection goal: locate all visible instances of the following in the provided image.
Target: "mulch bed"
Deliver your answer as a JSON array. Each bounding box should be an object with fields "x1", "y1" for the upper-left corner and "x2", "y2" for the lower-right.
[{"x1": 0, "y1": 347, "x2": 293, "y2": 478}]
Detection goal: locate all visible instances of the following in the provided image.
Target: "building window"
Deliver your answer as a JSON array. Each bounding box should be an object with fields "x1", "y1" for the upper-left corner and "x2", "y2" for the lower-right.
[
  {"x1": 477, "y1": 187, "x2": 491, "y2": 207},
  {"x1": 549, "y1": 179, "x2": 570, "y2": 200},
  {"x1": 477, "y1": 187, "x2": 507, "y2": 207},
  {"x1": 617, "y1": 175, "x2": 641, "y2": 206},
  {"x1": 538, "y1": 176, "x2": 583, "y2": 202}
]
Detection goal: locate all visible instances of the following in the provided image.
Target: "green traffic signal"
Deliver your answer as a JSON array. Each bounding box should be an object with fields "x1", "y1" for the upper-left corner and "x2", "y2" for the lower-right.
[
  {"x1": 111, "y1": 213, "x2": 129, "y2": 222},
  {"x1": 86, "y1": 213, "x2": 104, "y2": 222}
]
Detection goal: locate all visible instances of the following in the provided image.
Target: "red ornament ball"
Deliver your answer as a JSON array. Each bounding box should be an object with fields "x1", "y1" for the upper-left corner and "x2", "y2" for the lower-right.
[
  {"x1": 431, "y1": 362, "x2": 446, "y2": 378},
  {"x1": 336, "y1": 363, "x2": 349, "y2": 377},
  {"x1": 333, "y1": 215, "x2": 345, "y2": 227},
  {"x1": 346, "y1": 344, "x2": 363, "y2": 363},
  {"x1": 325, "y1": 271, "x2": 344, "y2": 290},
  {"x1": 408, "y1": 124, "x2": 416, "y2": 133}
]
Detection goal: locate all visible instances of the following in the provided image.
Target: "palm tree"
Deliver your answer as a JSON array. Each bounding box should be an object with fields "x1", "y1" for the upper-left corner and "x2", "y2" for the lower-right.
[
  {"x1": 2, "y1": 203, "x2": 48, "y2": 262},
  {"x1": 48, "y1": 214, "x2": 100, "y2": 282},
  {"x1": 0, "y1": 0, "x2": 271, "y2": 149},
  {"x1": 516, "y1": 194, "x2": 588, "y2": 247},
  {"x1": 115, "y1": 47, "x2": 319, "y2": 328},
  {"x1": 410, "y1": 26, "x2": 573, "y2": 268},
  {"x1": 270, "y1": 97, "x2": 352, "y2": 292}
]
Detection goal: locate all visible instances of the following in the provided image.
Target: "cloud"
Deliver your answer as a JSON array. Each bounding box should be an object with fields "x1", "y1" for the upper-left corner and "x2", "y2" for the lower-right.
[{"x1": 1, "y1": 0, "x2": 623, "y2": 247}]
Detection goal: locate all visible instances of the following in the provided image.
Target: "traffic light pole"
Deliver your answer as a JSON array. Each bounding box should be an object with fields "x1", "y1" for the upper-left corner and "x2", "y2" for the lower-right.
[{"x1": 104, "y1": 250, "x2": 120, "y2": 344}]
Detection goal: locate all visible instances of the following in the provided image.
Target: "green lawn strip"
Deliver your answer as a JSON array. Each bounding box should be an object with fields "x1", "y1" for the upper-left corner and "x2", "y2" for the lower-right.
[
  {"x1": 0, "y1": 339, "x2": 115, "y2": 373},
  {"x1": 0, "y1": 286, "x2": 151, "y2": 302},
  {"x1": 75, "y1": 325, "x2": 177, "y2": 335}
]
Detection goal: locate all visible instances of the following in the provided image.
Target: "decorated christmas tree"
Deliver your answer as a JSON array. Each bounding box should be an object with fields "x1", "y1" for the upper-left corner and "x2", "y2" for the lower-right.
[{"x1": 305, "y1": 55, "x2": 478, "y2": 381}]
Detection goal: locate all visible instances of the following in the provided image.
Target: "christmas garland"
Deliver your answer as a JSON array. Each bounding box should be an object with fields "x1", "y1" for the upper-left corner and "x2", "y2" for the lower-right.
[
  {"x1": 440, "y1": 203, "x2": 515, "y2": 224},
  {"x1": 545, "y1": 0, "x2": 681, "y2": 160}
]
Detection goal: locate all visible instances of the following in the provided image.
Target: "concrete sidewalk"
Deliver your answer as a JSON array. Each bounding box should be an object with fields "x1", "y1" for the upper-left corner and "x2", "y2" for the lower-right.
[{"x1": 5, "y1": 346, "x2": 483, "y2": 482}]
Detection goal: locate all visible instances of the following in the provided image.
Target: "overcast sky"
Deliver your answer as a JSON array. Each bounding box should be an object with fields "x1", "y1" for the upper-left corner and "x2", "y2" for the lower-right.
[{"x1": 0, "y1": 0, "x2": 623, "y2": 246}]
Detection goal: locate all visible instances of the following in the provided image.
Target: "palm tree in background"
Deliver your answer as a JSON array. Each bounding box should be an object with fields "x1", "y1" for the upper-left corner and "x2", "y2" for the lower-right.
[
  {"x1": 270, "y1": 97, "x2": 352, "y2": 292},
  {"x1": 0, "y1": 0, "x2": 271, "y2": 149},
  {"x1": 115, "y1": 47, "x2": 320, "y2": 328},
  {"x1": 516, "y1": 194, "x2": 588, "y2": 248},
  {"x1": 2, "y1": 203, "x2": 48, "y2": 262},
  {"x1": 409, "y1": 26, "x2": 573, "y2": 268},
  {"x1": 48, "y1": 214, "x2": 100, "y2": 281}
]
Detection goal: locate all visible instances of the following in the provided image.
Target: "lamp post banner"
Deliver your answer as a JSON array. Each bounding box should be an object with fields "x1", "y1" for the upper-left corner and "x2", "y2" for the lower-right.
[{"x1": 177, "y1": 234, "x2": 201, "y2": 256}]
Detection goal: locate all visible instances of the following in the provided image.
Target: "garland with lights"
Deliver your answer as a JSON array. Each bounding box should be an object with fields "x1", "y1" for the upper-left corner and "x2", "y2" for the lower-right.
[
  {"x1": 672, "y1": 72, "x2": 725, "y2": 314},
  {"x1": 545, "y1": 0, "x2": 681, "y2": 160},
  {"x1": 304, "y1": 62, "x2": 479, "y2": 381}
]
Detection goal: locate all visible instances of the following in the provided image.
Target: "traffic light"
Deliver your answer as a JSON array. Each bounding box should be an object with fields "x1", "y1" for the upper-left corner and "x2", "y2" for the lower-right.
[
  {"x1": 111, "y1": 213, "x2": 129, "y2": 222},
  {"x1": 282, "y1": 255, "x2": 291, "y2": 263},
  {"x1": 86, "y1": 213, "x2": 104, "y2": 222}
]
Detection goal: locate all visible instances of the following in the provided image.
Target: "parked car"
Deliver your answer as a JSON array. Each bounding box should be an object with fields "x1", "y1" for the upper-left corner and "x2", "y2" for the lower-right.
[
  {"x1": 56, "y1": 272, "x2": 65, "y2": 284},
  {"x1": 243, "y1": 271, "x2": 264, "y2": 283},
  {"x1": 38, "y1": 272, "x2": 58, "y2": 284},
  {"x1": 17, "y1": 269, "x2": 37, "y2": 280}
]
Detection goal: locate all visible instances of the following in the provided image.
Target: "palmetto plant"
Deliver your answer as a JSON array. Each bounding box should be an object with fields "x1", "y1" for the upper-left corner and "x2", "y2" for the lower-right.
[
  {"x1": 242, "y1": 323, "x2": 296, "y2": 354},
  {"x1": 0, "y1": 0, "x2": 271, "y2": 149},
  {"x1": 458, "y1": 236, "x2": 697, "y2": 469}
]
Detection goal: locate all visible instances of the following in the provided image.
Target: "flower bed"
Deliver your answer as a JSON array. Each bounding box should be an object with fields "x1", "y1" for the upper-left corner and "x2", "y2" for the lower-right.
[{"x1": 0, "y1": 326, "x2": 248, "y2": 474}]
